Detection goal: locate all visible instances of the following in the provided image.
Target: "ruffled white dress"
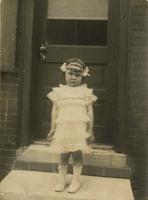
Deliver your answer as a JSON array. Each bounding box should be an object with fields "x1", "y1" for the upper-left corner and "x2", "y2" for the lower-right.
[{"x1": 47, "y1": 84, "x2": 97, "y2": 153}]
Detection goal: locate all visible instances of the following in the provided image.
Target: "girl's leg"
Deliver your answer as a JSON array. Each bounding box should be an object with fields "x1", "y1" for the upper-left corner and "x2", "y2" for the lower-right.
[
  {"x1": 55, "y1": 152, "x2": 71, "y2": 192},
  {"x1": 59, "y1": 152, "x2": 71, "y2": 165},
  {"x1": 67, "y1": 150, "x2": 83, "y2": 193},
  {"x1": 72, "y1": 150, "x2": 83, "y2": 166}
]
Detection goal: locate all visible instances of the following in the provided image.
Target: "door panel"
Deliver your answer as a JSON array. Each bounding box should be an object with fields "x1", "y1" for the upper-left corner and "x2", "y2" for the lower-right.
[
  {"x1": 45, "y1": 46, "x2": 107, "y2": 63},
  {"x1": 32, "y1": 0, "x2": 118, "y2": 144}
]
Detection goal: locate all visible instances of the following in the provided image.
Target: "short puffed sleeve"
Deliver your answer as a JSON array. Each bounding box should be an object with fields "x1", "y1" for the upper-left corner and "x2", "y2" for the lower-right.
[
  {"x1": 47, "y1": 88, "x2": 59, "y2": 103},
  {"x1": 85, "y1": 88, "x2": 98, "y2": 105}
]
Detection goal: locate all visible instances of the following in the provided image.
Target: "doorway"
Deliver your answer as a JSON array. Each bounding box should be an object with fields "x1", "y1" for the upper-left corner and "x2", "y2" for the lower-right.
[{"x1": 31, "y1": 0, "x2": 119, "y2": 146}]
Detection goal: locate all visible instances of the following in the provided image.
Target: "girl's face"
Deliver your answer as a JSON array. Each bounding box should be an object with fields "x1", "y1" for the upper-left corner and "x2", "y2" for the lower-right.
[{"x1": 65, "y1": 67, "x2": 83, "y2": 87}]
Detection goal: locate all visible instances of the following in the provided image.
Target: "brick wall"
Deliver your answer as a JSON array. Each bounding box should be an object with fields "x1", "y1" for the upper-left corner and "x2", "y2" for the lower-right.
[
  {"x1": 0, "y1": 0, "x2": 33, "y2": 182},
  {"x1": 128, "y1": 1, "x2": 148, "y2": 199},
  {"x1": 0, "y1": 72, "x2": 20, "y2": 180}
]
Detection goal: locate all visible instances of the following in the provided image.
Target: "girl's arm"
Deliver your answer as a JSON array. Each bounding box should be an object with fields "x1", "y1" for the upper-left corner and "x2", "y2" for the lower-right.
[
  {"x1": 87, "y1": 103, "x2": 94, "y2": 136},
  {"x1": 87, "y1": 103, "x2": 95, "y2": 143},
  {"x1": 48, "y1": 103, "x2": 58, "y2": 138}
]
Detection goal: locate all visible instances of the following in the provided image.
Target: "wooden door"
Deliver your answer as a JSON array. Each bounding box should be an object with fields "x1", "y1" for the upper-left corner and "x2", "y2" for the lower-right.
[{"x1": 31, "y1": 0, "x2": 119, "y2": 145}]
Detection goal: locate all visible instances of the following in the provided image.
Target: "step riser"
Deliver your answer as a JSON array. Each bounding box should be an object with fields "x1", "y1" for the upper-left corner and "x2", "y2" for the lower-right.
[
  {"x1": 1, "y1": 193, "x2": 94, "y2": 200},
  {"x1": 14, "y1": 161, "x2": 131, "y2": 178},
  {"x1": 15, "y1": 145, "x2": 128, "y2": 168},
  {"x1": 15, "y1": 153, "x2": 127, "y2": 168}
]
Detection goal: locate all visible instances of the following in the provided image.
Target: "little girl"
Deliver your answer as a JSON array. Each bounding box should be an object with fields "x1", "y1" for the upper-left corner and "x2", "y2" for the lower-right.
[{"x1": 47, "y1": 58, "x2": 97, "y2": 193}]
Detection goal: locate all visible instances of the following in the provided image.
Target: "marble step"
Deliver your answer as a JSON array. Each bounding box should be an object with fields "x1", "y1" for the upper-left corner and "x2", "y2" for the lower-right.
[
  {"x1": 0, "y1": 170, "x2": 134, "y2": 200},
  {"x1": 13, "y1": 144, "x2": 131, "y2": 178}
]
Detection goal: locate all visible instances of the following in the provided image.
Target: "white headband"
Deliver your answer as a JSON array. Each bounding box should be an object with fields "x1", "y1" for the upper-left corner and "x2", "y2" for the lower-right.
[{"x1": 60, "y1": 63, "x2": 90, "y2": 77}]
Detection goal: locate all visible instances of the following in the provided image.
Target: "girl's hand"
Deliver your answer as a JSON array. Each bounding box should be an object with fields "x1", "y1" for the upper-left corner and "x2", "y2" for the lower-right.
[
  {"x1": 87, "y1": 135, "x2": 95, "y2": 144},
  {"x1": 47, "y1": 129, "x2": 55, "y2": 141},
  {"x1": 87, "y1": 128, "x2": 95, "y2": 144},
  {"x1": 88, "y1": 128, "x2": 93, "y2": 136}
]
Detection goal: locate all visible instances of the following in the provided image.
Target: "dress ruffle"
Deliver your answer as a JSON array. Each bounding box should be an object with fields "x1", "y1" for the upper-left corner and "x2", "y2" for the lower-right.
[
  {"x1": 47, "y1": 84, "x2": 97, "y2": 106},
  {"x1": 51, "y1": 122, "x2": 92, "y2": 153},
  {"x1": 47, "y1": 88, "x2": 59, "y2": 103},
  {"x1": 85, "y1": 89, "x2": 98, "y2": 105}
]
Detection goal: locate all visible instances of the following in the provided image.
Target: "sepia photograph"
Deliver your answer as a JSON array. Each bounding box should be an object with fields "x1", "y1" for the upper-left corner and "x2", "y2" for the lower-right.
[{"x1": 0, "y1": 0, "x2": 148, "y2": 199}]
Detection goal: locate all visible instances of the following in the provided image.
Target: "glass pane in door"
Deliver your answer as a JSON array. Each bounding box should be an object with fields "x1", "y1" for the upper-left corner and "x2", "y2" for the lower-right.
[{"x1": 46, "y1": 20, "x2": 107, "y2": 46}]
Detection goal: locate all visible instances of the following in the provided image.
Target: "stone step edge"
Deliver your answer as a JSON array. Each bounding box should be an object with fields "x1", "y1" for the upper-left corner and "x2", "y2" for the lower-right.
[
  {"x1": 13, "y1": 161, "x2": 131, "y2": 179},
  {"x1": 33, "y1": 141, "x2": 114, "y2": 150}
]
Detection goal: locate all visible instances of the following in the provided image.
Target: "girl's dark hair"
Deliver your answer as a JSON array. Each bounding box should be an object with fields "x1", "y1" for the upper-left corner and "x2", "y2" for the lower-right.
[{"x1": 65, "y1": 58, "x2": 86, "y2": 69}]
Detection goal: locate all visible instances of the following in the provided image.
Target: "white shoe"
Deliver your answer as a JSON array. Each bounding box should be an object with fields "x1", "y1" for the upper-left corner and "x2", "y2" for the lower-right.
[
  {"x1": 55, "y1": 181, "x2": 66, "y2": 192},
  {"x1": 54, "y1": 165, "x2": 67, "y2": 192},
  {"x1": 67, "y1": 180, "x2": 81, "y2": 193},
  {"x1": 67, "y1": 165, "x2": 82, "y2": 193}
]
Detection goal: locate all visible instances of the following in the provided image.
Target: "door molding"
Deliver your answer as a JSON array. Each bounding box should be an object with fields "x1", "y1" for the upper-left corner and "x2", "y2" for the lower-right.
[
  {"x1": 18, "y1": 0, "x2": 129, "y2": 152},
  {"x1": 114, "y1": 0, "x2": 129, "y2": 152},
  {"x1": 16, "y1": 0, "x2": 35, "y2": 147}
]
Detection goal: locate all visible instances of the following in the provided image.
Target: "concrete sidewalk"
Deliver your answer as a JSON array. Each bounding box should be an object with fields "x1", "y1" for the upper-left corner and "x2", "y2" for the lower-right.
[{"x1": 0, "y1": 170, "x2": 134, "y2": 200}]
